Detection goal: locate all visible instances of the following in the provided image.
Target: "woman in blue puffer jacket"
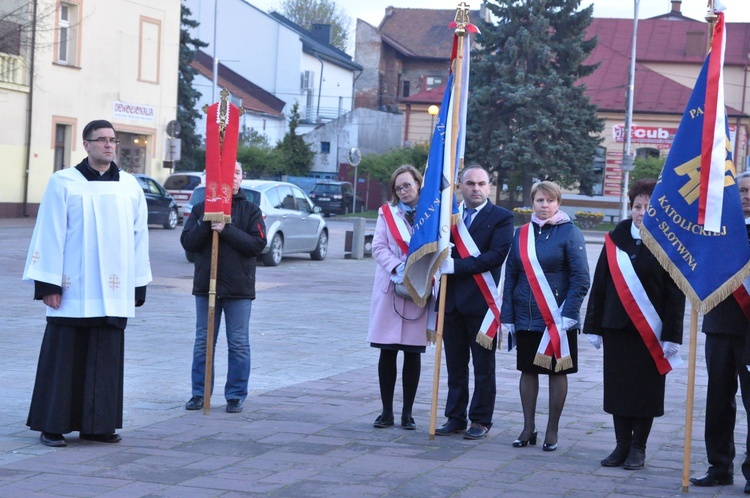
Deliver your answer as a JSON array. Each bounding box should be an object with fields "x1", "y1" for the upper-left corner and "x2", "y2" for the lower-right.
[{"x1": 501, "y1": 181, "x2": 590, "y2": 452}]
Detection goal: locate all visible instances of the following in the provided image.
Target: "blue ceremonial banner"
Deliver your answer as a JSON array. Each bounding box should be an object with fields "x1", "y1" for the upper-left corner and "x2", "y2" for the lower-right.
[
  {"x1": 403, "y1": 72, "x2": 459, "y2": 308},
  {"x1": 641, "y1": 49, "x2": 750, "y2": 313}
]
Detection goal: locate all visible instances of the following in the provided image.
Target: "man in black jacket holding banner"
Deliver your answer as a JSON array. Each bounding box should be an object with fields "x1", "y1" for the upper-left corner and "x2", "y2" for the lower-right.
[
  {"x1": 181, "y1": 162, "x2": 266, "y2": 414},
  {"x1": 691, "y1": 171, "x2": 750, "y2": 493}
]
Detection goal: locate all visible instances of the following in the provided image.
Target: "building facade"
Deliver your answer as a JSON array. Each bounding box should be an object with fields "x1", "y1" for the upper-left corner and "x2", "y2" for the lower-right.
[
  {"x1": 183, "y1": 0, "x2": 361, "y2": 142},
  {"x1": 0, "y1": 0, "x2": 181, "y2": 217},
  {"x1": 354, "y1": 3, "x2": 750, "y2": 214}
]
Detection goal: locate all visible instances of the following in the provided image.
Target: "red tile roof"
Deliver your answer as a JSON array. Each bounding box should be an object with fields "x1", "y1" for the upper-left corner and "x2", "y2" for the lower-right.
[
  {"x1": 584, "y1": 18, "x2": 749, "y2": 117},
  {"x1": 589, "y1": 17, "x2": 750, "y2": 66},
  {"x1": 191, "y1": 51, "x2": 285, "y2": 118},
  {"x1": 379, "y1": 8, "x2": 481, "y2": 59},
  {"x1": 400, "y1": 83, "x2": 448, "y2": 104}
]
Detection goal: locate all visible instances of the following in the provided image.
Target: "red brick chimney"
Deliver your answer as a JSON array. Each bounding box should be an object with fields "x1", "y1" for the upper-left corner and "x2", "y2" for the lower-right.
[{"x1": 671, "y1": 0, "x2": 682, "y2": 13}]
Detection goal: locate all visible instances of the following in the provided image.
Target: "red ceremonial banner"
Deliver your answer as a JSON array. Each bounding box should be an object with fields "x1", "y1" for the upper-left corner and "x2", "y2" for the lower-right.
[{"x1": 204, "y1": 96, "x2": 241, "y2": 222}]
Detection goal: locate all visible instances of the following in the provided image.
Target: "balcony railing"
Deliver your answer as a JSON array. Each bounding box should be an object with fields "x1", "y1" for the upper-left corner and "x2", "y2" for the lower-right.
[
  {"x1": 299, "y1": 105, "x2": 348, "y2": 124},
  {"x1": 0, "y1": 53, "x2": 27, "y2": 86}
]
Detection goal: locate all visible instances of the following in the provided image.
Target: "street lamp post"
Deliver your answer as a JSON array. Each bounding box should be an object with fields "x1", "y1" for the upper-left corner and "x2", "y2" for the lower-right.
[
  {"x1": 619, "y1": 0, "x2": 640, "y2": 221},
  {"x1": 428, "y1": 105, "x2": 439, "y2": 138}
]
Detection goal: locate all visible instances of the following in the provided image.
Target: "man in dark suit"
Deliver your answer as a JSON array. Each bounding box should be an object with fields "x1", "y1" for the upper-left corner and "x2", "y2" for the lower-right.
[
  {"x1": 691, "y1": 171, "x2": 750, "y2": 493},
  {"x1": 435, "y1": 165, "x2": 515, "y2": 439}
]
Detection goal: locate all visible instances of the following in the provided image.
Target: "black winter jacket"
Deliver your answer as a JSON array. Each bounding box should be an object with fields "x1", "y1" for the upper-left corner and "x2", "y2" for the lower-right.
[
  {"x1": 701, "y1": 223, "x2": 750, "y2": 336},
  {"x1": 583, "y1": 219, "x2": 684, "y2": 343},
  {"x1": 181, "y1": 189, "x2": 267, "y2": 299}
]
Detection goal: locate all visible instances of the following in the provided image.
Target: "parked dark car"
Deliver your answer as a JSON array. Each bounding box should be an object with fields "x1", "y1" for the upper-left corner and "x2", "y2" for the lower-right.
[
  {"x1": 308, "y1": 181, "x2": 364, "y2": 216},
  {"x1": 164, "y1": 171, "x2": 204, "y2": 220},
  {"x1": 183, "y1": 180, "x2": 328, "y2": 266},
  {"x1": 134, "y1": 174, "x2": 179, "y2": 229}
]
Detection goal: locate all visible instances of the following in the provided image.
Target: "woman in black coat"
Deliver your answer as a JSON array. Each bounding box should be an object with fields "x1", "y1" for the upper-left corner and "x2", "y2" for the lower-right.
[{"x1": 583, "y1": 179, "x2": 685, "y2": 470}]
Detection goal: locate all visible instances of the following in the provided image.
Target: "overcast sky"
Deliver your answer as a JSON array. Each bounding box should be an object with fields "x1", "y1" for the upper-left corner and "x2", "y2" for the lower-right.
[{"x1": 250, "y1": 0, "x2": 750, "y2": 27}]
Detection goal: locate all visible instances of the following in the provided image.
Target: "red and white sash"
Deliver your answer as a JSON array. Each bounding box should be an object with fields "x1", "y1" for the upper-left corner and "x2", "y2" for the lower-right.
[
  {"x1": 605, "y1": 234, "x2": 682, "y2": 374},
  {"x1": 450, "y1": 208, "x2": 501, "y2": 349},
  {"x1": 518, "y1": 224, "x2": 571, "y2": 371},
  {"x1": 733, "y1": 277, "x2": 750, "y2": 321},
  {"x1": 381, "y1": 204, "x2": 411, "y2": 254}
]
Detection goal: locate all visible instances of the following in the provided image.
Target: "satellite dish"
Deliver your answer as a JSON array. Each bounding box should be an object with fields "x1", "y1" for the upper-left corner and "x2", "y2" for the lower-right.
[{"x1": 347, "y1": 147, "x2": 361, "y2": 166}]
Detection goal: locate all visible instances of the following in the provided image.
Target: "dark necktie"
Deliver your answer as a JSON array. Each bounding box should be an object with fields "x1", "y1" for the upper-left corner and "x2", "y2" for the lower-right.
[{"x1": 463, "y1": 207, "x2": 476, "y2": 228}]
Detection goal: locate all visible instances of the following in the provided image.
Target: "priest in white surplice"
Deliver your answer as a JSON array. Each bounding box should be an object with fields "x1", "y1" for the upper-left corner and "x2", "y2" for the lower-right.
[{"x1": 23, "y1": 120, "x2": 152, "y2": 448}]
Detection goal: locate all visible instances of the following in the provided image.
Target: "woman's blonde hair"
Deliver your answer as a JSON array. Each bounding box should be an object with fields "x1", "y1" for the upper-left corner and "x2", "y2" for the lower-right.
[
  {"x1": 389, "y1": 164, "x2": 423, "y2": 205},
  {"x1": 530, "y1": 181, "x2": 562, "y2": 204}
]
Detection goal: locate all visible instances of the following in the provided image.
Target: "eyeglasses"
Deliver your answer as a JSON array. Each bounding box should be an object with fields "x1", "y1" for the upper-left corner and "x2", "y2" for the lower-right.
[
  {"x1": 395, "y1": 182, "x2": 414, "y2": 194},
  {"x1": 86, "y1": 137, "x2": 120, "y2": 145}
]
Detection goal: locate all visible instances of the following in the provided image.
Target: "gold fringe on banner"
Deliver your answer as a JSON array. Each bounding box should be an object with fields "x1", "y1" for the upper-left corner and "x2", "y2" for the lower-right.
[
  {"x1": 426, "y1": 328, "x2": 437, "y2": 345},
  {"x1": 641, "y1": 227, "x2": 750, "y2": 314},
  {"x1": 202, "y1": 212, "x2": 225, "y2": 222}
]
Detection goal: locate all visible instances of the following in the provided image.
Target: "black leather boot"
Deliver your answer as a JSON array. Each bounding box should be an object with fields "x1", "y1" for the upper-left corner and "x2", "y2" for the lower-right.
[
  {"x1": 623, "y1": 417, "x2": 652, "y2": 470},
  {"x1": 601, "y1": 443, "x2": 630, "y2": 467},
  {"x1": 623, "y1": 445, "x2": 646, "y2": 470}
]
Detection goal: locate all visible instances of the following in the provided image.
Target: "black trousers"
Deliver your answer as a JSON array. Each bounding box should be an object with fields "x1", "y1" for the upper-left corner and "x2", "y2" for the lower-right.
[
  {"x1": 704, "y1": 333, "x2": 750, "y2": 480},
  {"x1": 442, "y1": 311, "x2": 496, "y2": 427}
]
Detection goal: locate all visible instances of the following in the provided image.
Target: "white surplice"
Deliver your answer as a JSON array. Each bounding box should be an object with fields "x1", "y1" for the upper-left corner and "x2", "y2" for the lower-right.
[{"x1": 23, "y1": 167, "x2": 152, "y2": 318}]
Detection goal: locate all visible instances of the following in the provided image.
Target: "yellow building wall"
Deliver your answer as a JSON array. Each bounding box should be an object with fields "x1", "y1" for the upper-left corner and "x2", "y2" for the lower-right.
[{"x1": 0, "y1": 0, "x2": 180, "y2": 215}]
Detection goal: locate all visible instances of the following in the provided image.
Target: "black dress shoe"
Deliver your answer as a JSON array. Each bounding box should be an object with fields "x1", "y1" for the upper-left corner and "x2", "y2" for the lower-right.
[
  {"x1": 401, "y1": 416, "x2": 416, "y2": 430},
  {"x1": 512, "y1": 430, "x2": 538, "y2": 447},
  {"x1": 542, "y1": 442, "x2": 558, "y2": 452},
  {"x1": 690, "y1": 471, "x2": 734, "y2": 486},
  {"x1": 40, "y1": 432, "x2": 67, "y2": 447},
  {"x1": 373, "y1": 415, "x2": 394, "y2": 428},
  {"x1": 80, "y1": 433, "x2": 122, "y2": 443},
  {"x1": 226, "y1": 399, "x2": 244, "y2": 413},
  {"x1": 463, "y1": 423, "x2": 489, "y2": 440},
  {"x1": 185, "y1": 396, "x2": 204, "y2": 410},
  {"x1": 744, "y1": 482, "x2": 750, "y2": 494},
  {"x1": 434, "y1": 419, "x2": 467, "y2": 436}
]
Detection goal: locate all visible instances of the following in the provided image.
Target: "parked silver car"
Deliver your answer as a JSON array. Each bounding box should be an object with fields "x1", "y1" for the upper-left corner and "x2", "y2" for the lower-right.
[{"x1": 183, "y1": 180, "x2": 328, "y2": 266}]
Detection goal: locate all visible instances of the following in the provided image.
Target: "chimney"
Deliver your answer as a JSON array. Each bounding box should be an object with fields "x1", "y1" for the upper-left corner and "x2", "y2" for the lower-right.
[
  {"x1": 311, "y1": 23, "x2": 332, "y2": 46},
  {"x1": 671, "y1": 0, "x2": 682, "y2": 13},
  {"x1": 385, "y1": 6, "x2": 394, "y2": 18}
]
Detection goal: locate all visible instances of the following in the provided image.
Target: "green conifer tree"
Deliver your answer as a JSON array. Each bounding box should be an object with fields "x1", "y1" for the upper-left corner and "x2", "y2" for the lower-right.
[
  {"x1": 467, "y1": 0, "x2": 603, "y2": 202},
  {"x1": 177, "y1": 5, "x2": 208, "y2": 171}
]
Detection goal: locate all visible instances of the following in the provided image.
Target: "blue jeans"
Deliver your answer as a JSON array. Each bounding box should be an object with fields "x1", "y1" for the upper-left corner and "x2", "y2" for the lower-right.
[{"x1": 192, "y1": 296, "x2": 252, "y2": 401}]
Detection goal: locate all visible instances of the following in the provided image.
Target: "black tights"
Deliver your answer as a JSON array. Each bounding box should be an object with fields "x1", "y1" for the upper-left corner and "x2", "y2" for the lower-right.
[{"x1": 378, "y1": 349, "x2": 421, "y2": 419}]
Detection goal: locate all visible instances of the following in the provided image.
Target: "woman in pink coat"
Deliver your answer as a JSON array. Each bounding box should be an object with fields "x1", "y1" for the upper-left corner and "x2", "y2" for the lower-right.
[{"x1": 367, "y1": 164, "x2": 429, "y2": 430}]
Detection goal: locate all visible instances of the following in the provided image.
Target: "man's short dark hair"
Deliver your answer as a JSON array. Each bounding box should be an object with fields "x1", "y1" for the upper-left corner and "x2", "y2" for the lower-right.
[
  {"x1": 82, "y1": 120, "x2": 116, "y2": 141},
  {"x1": 459, "y1": 164, "x2": 490, "y2": 183}
]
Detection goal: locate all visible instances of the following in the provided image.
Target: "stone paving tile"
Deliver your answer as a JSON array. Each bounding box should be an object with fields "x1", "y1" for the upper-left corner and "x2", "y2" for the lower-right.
[{"x1": 2, "y1": 220, "x2": 749, "y2": 496}]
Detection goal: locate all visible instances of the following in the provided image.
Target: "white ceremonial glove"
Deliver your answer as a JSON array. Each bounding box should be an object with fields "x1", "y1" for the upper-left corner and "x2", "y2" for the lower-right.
[
  {"x1": 587, "y1": 334, "x2": 602, "y2": 350},
  {"x1": 561, "y1": 317, "x2": 578, "y2": 331},
  {"x1": 439, "y1": 258, "x2": 455, "y2": 275},
  {"x1": 662, "y1": 341, "x2": 680, "y2": 359},
  {"x1": 395, "y1": 262, "x2": 405, "y2": 279},
  {"x1": 390, "y1": 262, "x2": 406, "y2": 284}
]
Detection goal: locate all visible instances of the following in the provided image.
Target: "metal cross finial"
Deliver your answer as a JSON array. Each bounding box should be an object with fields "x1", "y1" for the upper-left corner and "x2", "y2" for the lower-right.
[{"x1": 454, "y1": 2, "x2": 471, "y2": 36}]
